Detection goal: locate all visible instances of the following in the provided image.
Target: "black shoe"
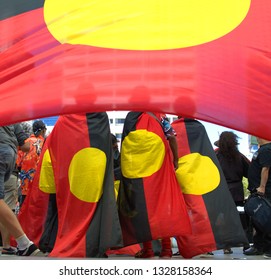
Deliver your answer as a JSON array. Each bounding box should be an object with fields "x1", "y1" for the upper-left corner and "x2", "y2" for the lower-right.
[
  {"x1": 16, "y1": 243, "x2": 41, "y2": 256},
  {"x1": 264, "y1": 253, "x2": 271, "y2": 259},
  {"x1": 243, "y1": 246, "x2": 263, "y2": 256},
  {"x1": 243, "y1": 245, "x2": 250, "y2": 252},
  {"x1": 1, "y1": 247, "x2": 17, "y2": 255}
]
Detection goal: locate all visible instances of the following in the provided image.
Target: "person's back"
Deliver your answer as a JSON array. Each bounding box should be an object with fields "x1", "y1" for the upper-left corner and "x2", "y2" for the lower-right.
[
  {"x1": 215, "y1": 131, "x2": 250, "y2": 254},
  {"x1": 215, "y1": 131, "x2": 250, "y2": 205},
  {"x1": 17, "y1": 120, "x2": 46, "y2": 205}
]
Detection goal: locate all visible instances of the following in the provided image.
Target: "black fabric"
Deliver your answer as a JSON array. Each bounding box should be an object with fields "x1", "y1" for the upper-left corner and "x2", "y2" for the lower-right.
[
  {"x1": 0, "y1": 0, "x2": 44, "y2": 20},
  {"x1": 215, "y1": 151, "x2": 249, "y2": 203},
  {"x1": 244, "y1": 193, "x2": 271, "y2": 234},
  {"x1": 85, "y1": 112, "x2": 122, "y2": 257},
  {"x1": 185, "y1": 119, "x2": 249, "y2": 248},
  {"x1": 117, "y1": 112, "x2": 152, "y2": 245},
  {"x1": 248, "y1": 143, "x2": 271, "y2": 199},
  {"x1": 39, "y1": 194, "x2": 58, "y2": 253}
]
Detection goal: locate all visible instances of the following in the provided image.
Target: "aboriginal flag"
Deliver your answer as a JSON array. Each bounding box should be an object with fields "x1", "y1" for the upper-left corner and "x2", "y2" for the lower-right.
[
  {"x1": 118, "y1": 112, "x2": 191, "y2": 246},
  {"x1": 20, "y1": 113, "x2": 122, "y2": 257},
  {"x1": 1, "y1": 1, "x2": 271, "y2": 141},
  {"x1": 171, "y1": 118, "x2": 249, "y2": 258}
]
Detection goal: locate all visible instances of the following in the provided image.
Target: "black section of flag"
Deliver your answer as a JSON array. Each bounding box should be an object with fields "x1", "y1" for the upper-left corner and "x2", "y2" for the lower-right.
[
  {"x1": 185, "y1": 119, "x2": 249, "y2": 249},
  {"x1": 117, "y1": 111, "x2": 152, "y2": 245},
  {"x1": 0, "y1": 0, "x2": 44, "y2": 20},
  {"x1": 85, "y1": 112, "x2": 123, "y2": 257}
]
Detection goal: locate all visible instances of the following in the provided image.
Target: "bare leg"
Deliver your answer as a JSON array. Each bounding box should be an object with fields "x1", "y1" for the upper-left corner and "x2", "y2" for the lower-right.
[
  {"x1": 0, "y1": 221, "x2": 11, "y2": 248},
  {"x1": 0, "y1": 199, "x2": 24, "y2": 239}
]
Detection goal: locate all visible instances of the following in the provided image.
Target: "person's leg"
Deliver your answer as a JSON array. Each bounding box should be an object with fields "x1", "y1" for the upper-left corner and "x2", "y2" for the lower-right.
[
  {"x1": 0, "y1": 222, "x2": 12, "y2": 247},
  {"x1": 0, "y1": 199, "x2": 25, "y2": 239},
  {"x1": 135, "y1": 241, "x2": 155, "y2": 258},
  {"x1": 0, "y1": 148, "x2": 40, "y2": 256},
  {"x1": 160, "y1": 237, "x2": 172, "y2": 258},
  {"x1": 0, "y1": 197, "x2": 41, "y2": 256},
  {"x1": 262, "y1": 233, "x2": 271, "y2": 258},
  {"x1": 1, "y1": 174, "x2": 18, "y2": 252},
  {"x1": 244, "y1": 225, "x2": 264, "y2": 255}
]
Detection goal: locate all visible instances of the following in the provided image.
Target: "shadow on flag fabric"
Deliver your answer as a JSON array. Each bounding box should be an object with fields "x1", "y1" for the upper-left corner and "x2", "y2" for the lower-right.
[
  {"x1": 171, "y1": 118, "x2": 249, "y2": 258},
  {"x1": 1, "y1": 1, "x2": 271, "y2": 140},
  {"x1": 19, "y1": 113, "x2": 123, "y2": 257},
  {"x1": 117, "y1": 112, "x2": 191, "y2": 246}
]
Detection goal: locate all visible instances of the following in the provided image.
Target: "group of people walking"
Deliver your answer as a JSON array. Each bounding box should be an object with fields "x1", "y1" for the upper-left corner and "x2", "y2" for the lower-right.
[{"x1": 1, "y1": 112, "x2": 271, "y2": 259}]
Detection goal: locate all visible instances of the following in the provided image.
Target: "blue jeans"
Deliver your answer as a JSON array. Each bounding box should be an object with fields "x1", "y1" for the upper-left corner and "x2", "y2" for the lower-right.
[{"x1": 0, "y1": 145, "x2": 16, "y2": 199}]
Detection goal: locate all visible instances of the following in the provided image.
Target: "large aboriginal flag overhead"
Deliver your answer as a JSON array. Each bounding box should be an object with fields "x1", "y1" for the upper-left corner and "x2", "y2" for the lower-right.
[
  {"x1": 117, "y1": 112, "x2": 191, "y2": 245},
  {"x1": 19, "y1": 112, "x2": 122, "y2": 257},
  {"x1": 1, "y1": 1, "x2": 271, "y2": 139},
  {"x1": 171, "y1": 118, "x2": 248, "y2": 259}
]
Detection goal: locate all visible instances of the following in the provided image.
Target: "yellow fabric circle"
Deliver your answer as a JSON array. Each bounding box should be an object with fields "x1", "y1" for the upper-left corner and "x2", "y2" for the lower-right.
[
  {"x1": 44, "y1": 0, "x2": 250, "y2": 50},
  {"x1": 39, "y1": 149, "x2": 56, "y2": 194},
  {"x1": 121, "y1": 130, "x2": 165, "y2": 178},
  {"x1": 68, "y1": 147, "x2": 106, "y2": 202},
  {"x1": 176, "y1": 153, "x2": 220, "y2": 195}
]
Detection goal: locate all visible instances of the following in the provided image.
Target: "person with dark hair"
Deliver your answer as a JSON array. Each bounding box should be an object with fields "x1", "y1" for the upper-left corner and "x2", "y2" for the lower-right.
[
  {"x1": 17, "y1": 120, "x2": 46, "y2": 206},
  {"x1": 215, "y1": 131, "x2": 251, "y2": 254},
  {"x1": 244, "y1": 137, "x2": 271, "y2": 259}
]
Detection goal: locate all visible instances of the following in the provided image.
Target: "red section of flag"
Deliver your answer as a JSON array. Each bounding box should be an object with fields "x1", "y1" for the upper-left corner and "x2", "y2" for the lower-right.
[
  {"x1": 46, "y1": 115, "x2": 98, "y2": 257},
  {"x1": 118, "y1": 112, "x2": 191, "y2": 246},
  {"x1": 136, "y1": 115, "x2": 191, "y2": 238},
  {"x1": 172, "y1": 118, "x2": 248, "y2": 258},
  {"x1": 1, "y1": 2, "x2": 271, "y2": 139},
  {"x1": 172, "y1": 119, "x2": 216, "y2": 258}
]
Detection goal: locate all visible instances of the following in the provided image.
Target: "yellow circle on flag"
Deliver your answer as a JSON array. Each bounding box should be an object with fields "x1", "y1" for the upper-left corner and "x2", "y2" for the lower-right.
[
  {"x1": 68, "y1": 147, "x2": 106, "y2": 202},
  {"x1": 121, "y1": 130, "x2": 165, "y2": 178},
  {"x1": 176, "y1": 153, "x2": 220, "y2": 195},
  {"x1": 44, "y1": 0, "x2": 251, "y2": 50},
  {"x1": 39, "y1": 149, "x2": 56, "y2": 194}
]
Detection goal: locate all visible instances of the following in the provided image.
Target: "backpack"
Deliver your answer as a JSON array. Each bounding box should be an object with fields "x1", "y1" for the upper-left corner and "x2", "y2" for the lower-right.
[{"x1": 244, "y1": 193, "x2": 271, "y2": 233}]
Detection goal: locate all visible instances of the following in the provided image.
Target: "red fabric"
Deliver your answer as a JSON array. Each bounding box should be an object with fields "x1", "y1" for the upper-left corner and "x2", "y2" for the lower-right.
[
  {"x1": 136, "y1": 113, "x2": 191, "y2": 238},
  {"x1": 172, "y1": 118, "x2": 248, "y2": 258},
  {"x1": 106, "y1": 244, "x2": 141, "y2": 256},
  {"x1": 176, "y1": 195, "x2": 217, "y2": 258},
  {"x1": 1, "y1": 2, "x2": 271, "y2": 140},
  {"x1": 47, "y1": 115, "x2": 98, "y2": 257},
  {"x1": 172, "y1": 119, "x2": 216, "y2": 258},
  {"x1": 18, "y1": 140, "x2": 50, "y2": 246}
]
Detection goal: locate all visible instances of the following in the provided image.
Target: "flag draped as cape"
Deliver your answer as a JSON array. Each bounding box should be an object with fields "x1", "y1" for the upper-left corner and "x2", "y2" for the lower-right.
[
  {"x1": 19, "y1": 112, "x2": 122, "y2": 257},
  {"x1": 118, "y1": 112, "x2": 191, "y2": 246},
  {"x1": 171, "y1": 118, "x2": 249, "y2": 258}
]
